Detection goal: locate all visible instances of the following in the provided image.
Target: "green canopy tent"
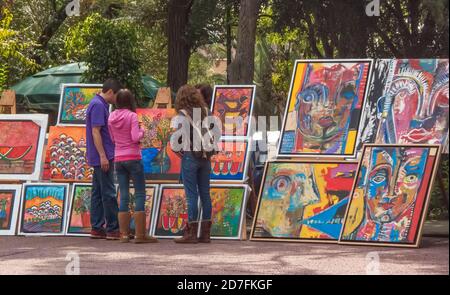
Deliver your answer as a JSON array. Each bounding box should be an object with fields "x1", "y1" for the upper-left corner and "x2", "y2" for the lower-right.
[{"x1": 11, "y1": 62, "x2": 164, "y2": 124}]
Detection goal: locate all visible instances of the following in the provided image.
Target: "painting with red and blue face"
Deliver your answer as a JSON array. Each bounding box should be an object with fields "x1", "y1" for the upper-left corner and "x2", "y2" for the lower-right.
[{"x1": 341, "y1": 145, "x2": 440, "y2": 246}]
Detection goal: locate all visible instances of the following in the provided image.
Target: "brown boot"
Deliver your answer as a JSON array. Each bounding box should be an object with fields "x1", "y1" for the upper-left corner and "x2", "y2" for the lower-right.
[
  {"x1": 198, "y1": 220, "x2": 212, "y2": 243},
  {"x1": 133, "y1": 211, "x2": 158, "y2": 244},
  {"x1": 174, "y1": 222, "x2": 199, "y2": 244},
  {"x1": 118, "y1": 212, "x2": 131, "y2": 243}
]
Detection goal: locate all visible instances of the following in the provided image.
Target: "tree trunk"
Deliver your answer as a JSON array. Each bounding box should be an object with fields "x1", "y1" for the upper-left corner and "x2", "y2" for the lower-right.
[
  {"x1": 167, "y1": 0, "x2": 193, "y2": 93},
  {"x1": 226, "y1": 0, "x2": 232, "y2": 84},
  {"x1": 228, "y1": 0, "x2": 262, "y2": 84}
]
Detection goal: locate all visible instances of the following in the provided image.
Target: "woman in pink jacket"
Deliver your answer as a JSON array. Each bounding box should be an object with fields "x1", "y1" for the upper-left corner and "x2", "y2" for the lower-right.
[{"x1": 108, "y1": 89, "x2": 157, "y2": 244}]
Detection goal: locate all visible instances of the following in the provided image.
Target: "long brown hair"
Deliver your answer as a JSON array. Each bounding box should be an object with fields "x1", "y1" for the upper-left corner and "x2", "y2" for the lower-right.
[{"x1": 175, "y1": 85, "x2": 208, "y2": 118}]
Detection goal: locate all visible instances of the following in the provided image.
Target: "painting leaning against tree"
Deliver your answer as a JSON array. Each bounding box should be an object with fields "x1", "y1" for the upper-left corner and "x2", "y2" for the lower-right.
[
  {"x1": 339, "y1": 144, "x2": 441, "y2": 247},
  {"x1": 19, "y1": 184, "x2": 68, "y2": 236},
  {"x1": 251, "y1": 161, "x2": 358, "y2": 243},
  {"x1": 58, "y1": 84, "x2": 102, "y2": 125}
]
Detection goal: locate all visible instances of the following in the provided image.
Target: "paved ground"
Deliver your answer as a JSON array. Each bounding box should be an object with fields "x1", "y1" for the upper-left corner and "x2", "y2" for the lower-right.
[{"x1": 0, "y1": 236, "x2": 448, "y2": 275}]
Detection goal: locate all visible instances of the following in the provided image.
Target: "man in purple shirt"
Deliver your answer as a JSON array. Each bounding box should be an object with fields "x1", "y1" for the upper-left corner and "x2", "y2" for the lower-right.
[{"x1": 86, "y1": 79, "x2": 122, "y2": 240}]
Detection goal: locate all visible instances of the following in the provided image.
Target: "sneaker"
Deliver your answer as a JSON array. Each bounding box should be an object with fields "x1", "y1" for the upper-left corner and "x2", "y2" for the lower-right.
[
  {"x1": 106, "y1": 231, "x2": 121, "y2": 240},
  {"x1": 90, "y1": 229, "x2": 106, "y2": 239}
]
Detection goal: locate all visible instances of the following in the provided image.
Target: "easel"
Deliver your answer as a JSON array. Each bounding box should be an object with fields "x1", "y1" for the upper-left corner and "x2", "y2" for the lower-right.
[
  {"x1": 151, "y1": 87, "x2": 172, "y2": 109},
  {"x1": 0, "y1": 90, "x2": 17, "y2": 114}
]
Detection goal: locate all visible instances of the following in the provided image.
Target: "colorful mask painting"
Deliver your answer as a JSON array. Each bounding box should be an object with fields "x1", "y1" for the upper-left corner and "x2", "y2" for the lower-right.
[
  {"x1": 66, "y1": 184, "x2": 92, "y2": 235},
  {"x1": 372, "y1": 60, "x2": 449, "y2": 150},
  {"x1": 210, "y1": 140, "x2": 249, "y2": 182},
  {"x1": 279, "y1": 60, "x2": 372, "y2": 157},
  {"x1": 0, "y1": 114, "x2": 48, "y2": 181},
  {"x1": 137, "y1": 109, "x2": 181, "y2": 181},
  {"x1": 153, "y1": 186, "x2": 189, "y2": 238},
  {"x1": 211, "y1": 86, "x2": 255, "y2": 137},
  {"x1": 58, "y1": 84, "x2": 102, "y2": 125},
  {"x1": 0, "y1": 185, "x2": 21, "y2": 235},
  {"x1": 117, "y1": 185, "x2": 157, "y2": 231},
  {"x1": 19, "y1": 184, "x2": 68, "y2": 236},
  {"x1": 251, "y1": 161, "x2": 358, "y2": 242},
  {"x1": 45, "y1": 126, "x2": 93, "y2": 182},
  {"x1": 340, "y1": 145, "x2": 440, "y2": 247}
]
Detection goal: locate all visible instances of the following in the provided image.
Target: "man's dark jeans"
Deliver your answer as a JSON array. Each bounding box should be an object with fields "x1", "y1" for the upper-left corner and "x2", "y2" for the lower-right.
[
  {"x1": 91, "y1": 161, "x2": 119, "y2": 233},
  {"x1": 116, "y1": 160, "x2": 146, "y2": 212},
  {"x1": 181, "y1": 153, "x2": 212, "y2": 222}
]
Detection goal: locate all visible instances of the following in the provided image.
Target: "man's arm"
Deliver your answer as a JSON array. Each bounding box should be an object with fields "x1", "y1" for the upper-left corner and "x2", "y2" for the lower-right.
[{"x1": 92, "y1": 127, "x2": 109, "y2": 172}]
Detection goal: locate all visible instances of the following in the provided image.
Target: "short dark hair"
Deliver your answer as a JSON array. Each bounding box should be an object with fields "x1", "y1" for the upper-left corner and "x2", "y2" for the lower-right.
[
  {"x1": 102, "y1": 79, "x2": 122, "y2": 94},
  {"x1": 195, "y1": 84, "x2": 213, "y2": 108},
  {"x1": 116, "y1": 89, "x2": 136, "y2": 112}
]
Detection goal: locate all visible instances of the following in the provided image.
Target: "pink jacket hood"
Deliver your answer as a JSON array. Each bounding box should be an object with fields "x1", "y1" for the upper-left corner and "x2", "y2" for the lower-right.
[{"x1": 108, "y1": 109, "x2": 144, "y2": 160}]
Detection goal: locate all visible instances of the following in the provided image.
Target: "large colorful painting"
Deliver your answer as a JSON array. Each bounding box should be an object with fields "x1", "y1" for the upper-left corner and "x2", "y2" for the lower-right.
[
  {"x1": 203, "y1": 185, "x2": 248, "y2": 239},
  {"x1": 45, "y1": 126, "x2": 93, "y2": 182},
  {"x1": 370, "y1": 60, "x2": 448, "y2": 150},
  {"x1": 57, "y1": 84, "x2": 102, "y2": 125},
  {"x1": 210, "y1": 140, "x2": 250, "y2": 182},
  {"x1": 65, "y1": 184, "x2": 92, "y2": 236},
  {"x1": 278, "y1": 60, "x2": 373, "y2": 157},
  {"x1": 251, "y1": 160, "x2": 358, "y2": 243},
  {"x1": 0, "y1": 114, "x2": 48, "y2": 181},
  {"x1": 340, "y1": 144, "x2": 441, "y2": 247},
  {"x1": 211, "y1": 85, "x2": 256, "y2": 137},
  {"x1": 137, "y1": 109, "x2": 181, "y2": 181},
  {"x1": 19, "y1": 183, "x2": 69, "y2": 236},
  {"x1": 0, "y1": 185, "x2": 21, "y2": 236}
]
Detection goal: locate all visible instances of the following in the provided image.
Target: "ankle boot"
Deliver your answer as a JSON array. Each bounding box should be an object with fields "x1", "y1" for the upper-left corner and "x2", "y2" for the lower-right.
[
  {"x1": 174, "y1": 222, "x2": 199, "y2": 244},
  {"x1": 134, "y1": 211, "x2": 158, "y2": 244},
  {"x1": 198, "y1": 220, "x2": 212, "y2": 243},
  {"x1": 118, "y1": 212, "x2": 131, "y2": 243}
]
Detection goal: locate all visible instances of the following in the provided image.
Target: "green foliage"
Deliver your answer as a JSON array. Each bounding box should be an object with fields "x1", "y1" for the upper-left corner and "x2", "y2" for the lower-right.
[
  {"x1": 65, "y1": 13, "x2": 144, "y2": 101},
  {"x1": 428, "y1": 156, "x2": 449, "y2": 220}
]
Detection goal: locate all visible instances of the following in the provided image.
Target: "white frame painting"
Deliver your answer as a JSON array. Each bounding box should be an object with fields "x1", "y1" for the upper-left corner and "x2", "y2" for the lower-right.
[{"x1": 0, "y1": 184, "x2": 22, "y2": 236}]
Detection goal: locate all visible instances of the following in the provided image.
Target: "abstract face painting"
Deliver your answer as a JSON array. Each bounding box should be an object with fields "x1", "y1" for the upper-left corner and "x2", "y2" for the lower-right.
[
  {"x1": 0, "y1": 185, "x2": 21, "y2": 235},
  {"x1": 19, "y1": 184, "x2": 68, "y2": 235},
  {"x1": 137, "y1": 109, "x2": 181, "y2": 181},
  {"x1": 58, "y1": 84, "x2": 102, "y2": 125},
  {"x1": 210, "y1": 141, "x2": 249, "y2": 181},
  {"x1": 251, "y1": 161, "x2": 357, "y2": 242},
  {"x1": 153, "y1": 187, "x2": 188, "y2": 238},
  {"x1": 66, "y1": 184, "x2": 92, "y2": 235},
  {"x1": 45, "y1": 126, "x2": 93, "y2": 182},
  {"x1": 211, "y1": 86, "x2": 255, "y2": 137},
  {"x1": 0, "y1": 115, "x2": 48, "y2": 180},
  {"x1": 340, "y1": 145, "x2": 440, "y2": 247},
  {"x1": 279, "y1": 60, "x2": 372, "y2": 156},
  {"x1": 376, "y1": 60, "x2": 449, "y2": 149}
]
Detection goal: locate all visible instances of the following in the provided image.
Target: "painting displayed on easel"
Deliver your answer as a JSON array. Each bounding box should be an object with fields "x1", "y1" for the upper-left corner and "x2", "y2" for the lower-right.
[
  {"x1": 340, "y1": 144, "x2": 441, "y2": 247},
  {"x1": 251, "y1": 160, "x2": 358, "y2": 243},
  {"x1": 358, "y1": 59, "x2": 449, "y2": 151},
  {"x1": 0, "y1": 114, "x2": 48, "y2": 181},
  {"x1": 211, "y1": 86, "x2": 256, "y2": 137},
  {"x1": 278, "y1": 59, "x2": 373, "y2": 157},
  {"x1": 203, "y1": 185, "x2": 248, "y2": 239},
  {"x1": 57, "y1": 84, "x2": 102, "y2": 125},
  {"x1": 19, "y1": 183, "x2": 69, "y2": 236},
  {"x1": 0, "y1": 185, "x2": 21, "y2": 236},
  {"x1": 117, "y1": 185, "x2": 158, "y2": 232},
  {"x1": 45, "y1": 126, "x2": 93, "y2": 182},
  {"x1": 65, "y1": 184, "x2": 92, "y2": 236},
  {"x1": 152, "y1": 185, "x2": 189, "y2": 238},
  {"x1": 210, "y1": 140, "x2": 250, "y2": 182},
  {"x1": 137, "y1": 109, "x2": 181, "y2": 181}
]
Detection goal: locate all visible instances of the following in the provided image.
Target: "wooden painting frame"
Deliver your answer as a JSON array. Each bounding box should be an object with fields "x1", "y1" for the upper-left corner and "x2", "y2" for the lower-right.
[{"x1": 0, "y1": 184, "x2": 22, "y2": 236}]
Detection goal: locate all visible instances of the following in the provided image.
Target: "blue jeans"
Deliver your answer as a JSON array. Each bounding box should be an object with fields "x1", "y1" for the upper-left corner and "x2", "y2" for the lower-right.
[
  {"x1": 181, "y1": 153, "x2": 212, "y2": 222},
  {"x1": 91, "y1": 161, "x2": 119, "y2": 233},
  {"x1": 116, "y1": 160, "x2": 146, "y2": 212}
]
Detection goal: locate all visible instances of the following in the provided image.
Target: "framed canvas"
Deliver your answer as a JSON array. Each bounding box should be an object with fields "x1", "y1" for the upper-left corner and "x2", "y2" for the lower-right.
[
  {"x1": 277, "y1": 59, "x2": 373, "y2": 158},
  {"x1": 137, "y1": 109, "x2": 181, "y2": 181},
  {"x1": 211, "y1": 85, "x2": 256, "y2": 137},
  {"x1": 45, "y1": 126, "x2": 93, "y2": 182},
  {"x1": 339, "y1": 144, "x2": 441, "y2": 247},
  {"x1": 57, "y1": 84, "x2": 103, "y2": 126},
  {"x1": 250, "y1": 160, "x2": 358, "y2": 243},
  {"x1": 0, "y1": 185, "x2": 22, "y2": 236},
  {"x1": 0, "y1": 114, "x2": 48, "y2": 181},
  {"x1": 368, "y1": 60, "x2": 449, "y2": 152},
  {"x1": 210, "y1": 139, "x2": 251, "y2": 182},
  {"x1": 65, "y1": 183, "x2": 92, "y2": 236},
  {"x1": 116, "y1": 184, "x2": 158, "y2": 234},
  {"x1": 199, "y1": 184, "x2": 249, "y2": 240},
  {"x1": 18, "y1": 183, "x2": 69, "y2": 236}
]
